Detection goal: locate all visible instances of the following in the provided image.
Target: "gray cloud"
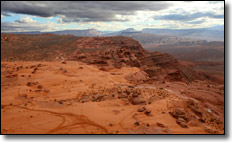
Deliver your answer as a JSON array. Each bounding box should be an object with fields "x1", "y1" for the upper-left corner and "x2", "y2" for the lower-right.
[
  {"x1": 185, "y1": 19, "x2": 206, "y2": 24},
  {"x1": 1, "y1": 1, "x2": 171, "y2": 22},
  {"x1": 1, "y1": 11, "x2": 10, "y2": 16},
  {"x1": 1, "y1": 21, "x2": 55, "y2": 32},
  {"x1": 155, "y1": 12, "x2": 224, "y2": 21}
]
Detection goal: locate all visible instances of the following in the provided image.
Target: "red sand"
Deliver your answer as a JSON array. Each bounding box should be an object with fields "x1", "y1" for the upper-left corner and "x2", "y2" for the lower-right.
[{"x1": 1, "y1": 61, "x2": 224, "y2": 134}]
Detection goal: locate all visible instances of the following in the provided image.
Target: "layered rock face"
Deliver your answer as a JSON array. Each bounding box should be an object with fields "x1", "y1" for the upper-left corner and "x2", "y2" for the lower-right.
[
  {"x1": 68, "y1": 36, "x2": 209, "y2": 83},
  {"x1": 68, "y1": 36, "x2": 146, "y2": 68},
  {"x1": 1, "y1": 34, "x2": 214, "y2": 83},
  {"x1": 68, "y1": 37, "x2": 178, "y2": 69}
]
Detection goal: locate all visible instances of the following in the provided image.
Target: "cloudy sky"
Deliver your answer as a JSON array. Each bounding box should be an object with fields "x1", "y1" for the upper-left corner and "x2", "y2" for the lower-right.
[{"x1": 1, "y1": 1, "x2": 224, "y2": 32}]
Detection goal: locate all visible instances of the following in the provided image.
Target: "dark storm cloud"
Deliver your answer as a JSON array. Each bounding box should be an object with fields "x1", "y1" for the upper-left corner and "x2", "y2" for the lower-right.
[
  {"x1": 155, "y1": 12, "x2": 224, "y2": 21},
  {"x1": 1, "y1": 1, "x2": 53, "y2": 17},
  {"x1": 1, "y1": 1, "x2": 171, "y2": 22}
]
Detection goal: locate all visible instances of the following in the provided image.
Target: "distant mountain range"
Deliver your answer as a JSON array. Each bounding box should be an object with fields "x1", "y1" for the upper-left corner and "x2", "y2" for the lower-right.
[
  {"x1": 141, "y1": 27, "x2": 224, "y2": 41},
  {"x1": 3, "y1": 25, "x2": 224, "y2": 41},
  {"x1": 50, "y1": 29, "x2": 102, "y2": 36},
  {"x1": 103, "y1": 26, "x2": 224, "y2": 41},
  {"x1": 8, "y1": 29, "x2": 102, "y2": 37},
  {"x1": 2, "y1": 25, "x2": 224, "y2": 64}
]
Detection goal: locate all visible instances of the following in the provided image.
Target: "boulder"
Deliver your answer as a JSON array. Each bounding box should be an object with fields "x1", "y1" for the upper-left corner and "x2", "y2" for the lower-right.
[
  {"x1": 176, "y1": 117, "x2": 188, "y2": 128},
  {"x1": 92, "y1": 94, "x2": 105, "y2": 102},
  {"x1": 79, "y1": 95, "x2": 91, "y2": 103},
  {"x1": 131, "y1": 97, "x2": 146, "y2": 105},
  {"x1": 132, "y1": 92, "x2": 139, "y2": 97},
  {"x1": 118, "y1": 93, "x2": 128, "y2": 99},
  {"x1": 26, "y1": 82, "x2": 39, "y2": 87},
  {"x1": 156, "y1": 122, "x2": 165, "y2": 128},
  {"x1": 137, "y1": 106, "x2": 146, "y2": 112},
  {"x1": 144, "y1": 109, "x2": 152, "y2": 116},
  {"x1": 170, "y1": 108, "x2": 185, "y2": 119},
  {"x1": 190, "y1": 106, "x2": 202, "y2": 117},
  {"x1": 37, "y1": 85, "x2": 43, "y2": 89}
]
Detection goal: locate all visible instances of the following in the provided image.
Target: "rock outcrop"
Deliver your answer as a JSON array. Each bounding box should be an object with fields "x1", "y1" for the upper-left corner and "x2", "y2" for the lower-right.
[{"x1": 1, "y1": 34, "x2": 215, "y2": 83}]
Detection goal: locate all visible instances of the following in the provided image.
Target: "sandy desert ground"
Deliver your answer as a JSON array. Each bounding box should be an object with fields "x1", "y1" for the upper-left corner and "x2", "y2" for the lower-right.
[{"x1": 1, "y1": 61, "x2": 224, "y2": 134}]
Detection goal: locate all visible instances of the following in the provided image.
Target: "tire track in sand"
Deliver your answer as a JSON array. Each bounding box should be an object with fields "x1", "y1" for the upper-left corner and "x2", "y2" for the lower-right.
[{"x1": 2, "y1": 104, "x2": 108, "y2": 134}]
